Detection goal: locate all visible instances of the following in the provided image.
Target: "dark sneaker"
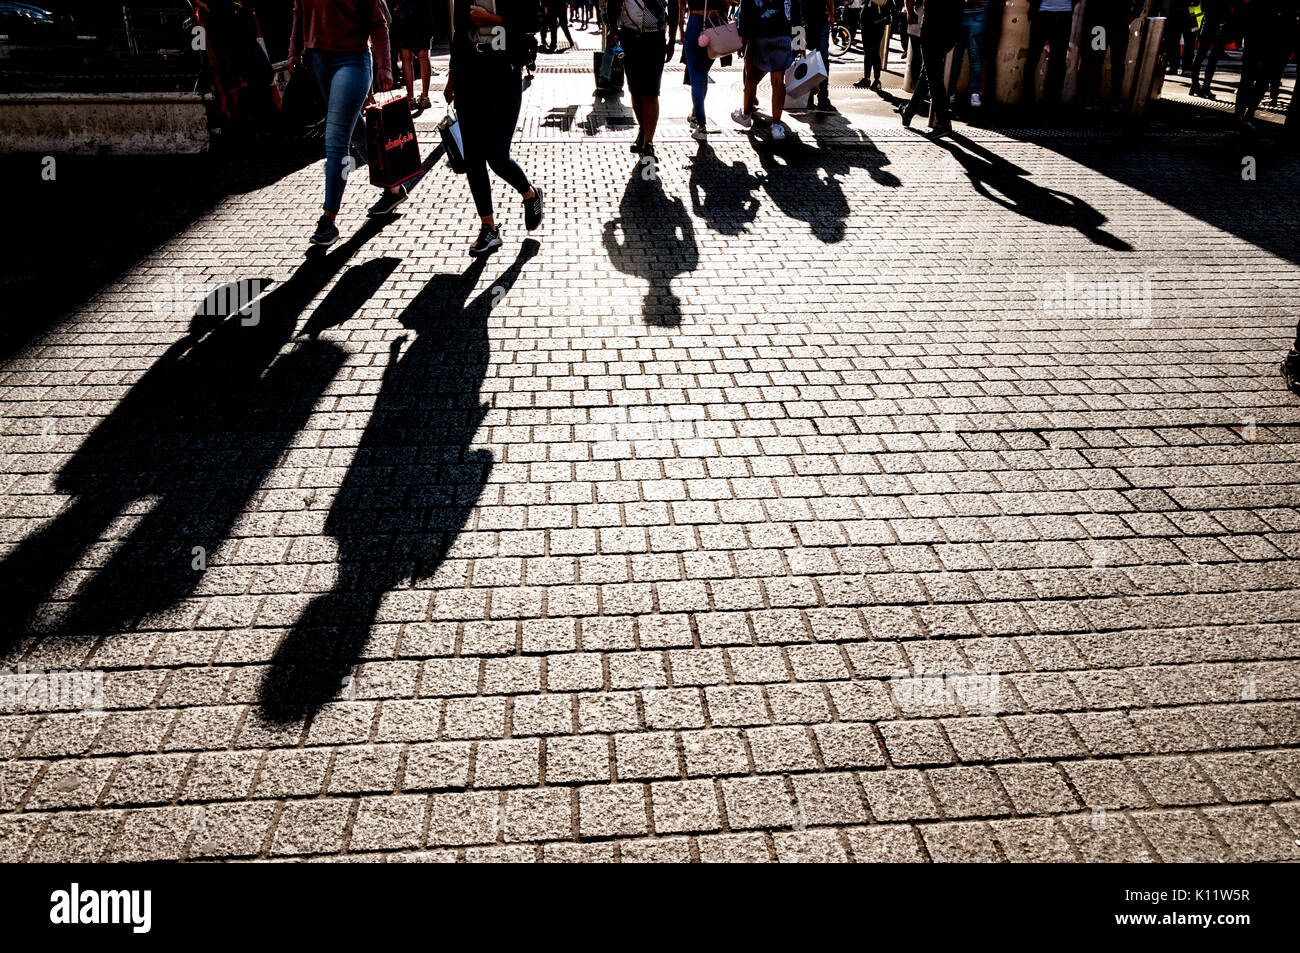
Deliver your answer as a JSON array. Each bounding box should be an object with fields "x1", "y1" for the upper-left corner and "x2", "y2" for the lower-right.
[
  {"x1": 631, "y1": 133, "x2": 643, "y2": 154},
  {"x1": 367, "y1": 183, "x2": 410, "y2": 217},
  {"x1": 310, "y1": 215, "x2": 339, "y2": 246},
  {"x1": 640, "y1": 142, "x2": 656, "y2": 161},
  {"x1": 523, "y1": 186, "x2": 544, "y2": 231},
  {"x1": 469, "y1": 223, "x2": 502, "y2": 256},
  {"x1": 1284, "y1": 349, "x2": 1300, "y2": 396},
  {"x1": 929, "y1": 121, "x2": 953, "y2": 138},
  {"x1": 899, "y1": 104, "x2": 915, "y2": 128},
  {"x1": 817, "y1": 93, "x2": 833, "y2": 111}
]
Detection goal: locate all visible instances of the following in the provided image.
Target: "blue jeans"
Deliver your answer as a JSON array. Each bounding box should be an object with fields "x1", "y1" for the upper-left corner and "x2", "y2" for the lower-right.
[
  {"x1": 951, "y1": 7, "x2": 987, "y2": 95},
  {"x1": 307, "y1": 50, "x2": 371, "y2": 214},
  {"x1": 683, "y1": 13, "x2": 714, "y2": 124}
]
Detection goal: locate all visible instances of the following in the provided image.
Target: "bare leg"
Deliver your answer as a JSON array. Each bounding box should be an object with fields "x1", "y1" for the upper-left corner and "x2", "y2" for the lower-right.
[
  {"x1": 401, "y1": 50, "x2": 414, "y2": 99},
  {"x1": 641, "y1": 95, "x2": 660, "y2": 144},
  {"x1": 419, "y1": 50, "x2": 431, "y2": 99},
  {"x1": 743, "y1": 58, "x2": 759, "y2": 113},
  {"x1": 771, "y1": 70, "x2": 786, "y2": 122}
]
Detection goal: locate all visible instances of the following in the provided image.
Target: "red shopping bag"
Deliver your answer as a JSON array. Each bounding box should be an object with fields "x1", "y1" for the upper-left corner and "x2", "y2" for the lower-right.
[{"x1": 365, "y1": 93, "x2": 421, "y2": 189}]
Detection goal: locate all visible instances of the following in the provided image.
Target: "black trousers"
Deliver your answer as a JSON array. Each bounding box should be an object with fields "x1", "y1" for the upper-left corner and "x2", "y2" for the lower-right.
[
  {"x1": 909, "y1": 12, "x2": 961, "y2": 124},
  {"x1": 1191, "y1": 16, "x2": 1232, "y2": 87},
  {"x1": 452, "y1": 49, "x2": 532, "y2": 218},
  {"x1": 863, "y1": 20, "x2": 888, "y2": 80},
  {"x1": 1023, "y1": 10, "x2": 1073, "y2": 104},
  {"x1": 1080, "y1": 14, "x2": 1130, "y2": 103}
]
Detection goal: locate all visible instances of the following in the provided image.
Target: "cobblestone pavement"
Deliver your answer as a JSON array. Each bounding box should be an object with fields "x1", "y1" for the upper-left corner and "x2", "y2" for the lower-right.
[{"x1": 1, "y1": 34, "x2": 1299, "y2": 863}]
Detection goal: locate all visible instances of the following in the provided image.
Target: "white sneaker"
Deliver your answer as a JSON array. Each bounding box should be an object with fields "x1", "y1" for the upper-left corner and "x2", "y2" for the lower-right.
[
  {"x1": 971, "y1": 92, "x2": 982, "y2": 108},
  {"x1": 731, "y1": 108, "x2": 754, "y2": 129},
  {"x1": 770, "y1": 122, "x2": 787, "y2": 140},
  {"x1": 691, "y1": 126, "x2": 708, "y2": 140}
]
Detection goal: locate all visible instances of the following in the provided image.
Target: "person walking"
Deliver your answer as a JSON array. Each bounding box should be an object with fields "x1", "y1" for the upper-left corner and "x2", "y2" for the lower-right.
[
  {"x1": 798, "y1": 0, "x2": 836, "y2": 110},
  {"x1": 1190, "y1": 0, "x2": 1235, "y2": 99},
  {"x1": 681, "y1": 0, "x2": 721, "y2": 139},
  {"x1": 947, "y1": 0, "x2": 988, "y2": 108},
  {"x1": 901, "y1": 0, "x2": 962, "y2": 135},
  {"x1": 1232, "y1": 0, "x2": 1294, "y2": 129},
  {"x1": 446, "y1": 0, "x2": 545, "y2": 255},
  {"x1": 733, "y1": 0, "x2": 796, "y2": 139},
  {"x1": 544, "y1": 0, "x2": 577, "y2": 48},
  {"x1": 289, "y1": 0, "x2": 395, "y2": 246},
  {"x1": 856, "y1": 0, "x2": 893, "y2": 90},
  {"x1": 1080, "y1": 0, "x2": 1137, "y2": 110},
  {"x1": 1021, "y1": 0, "x2": 1076, "y2": 109},
  {"x1": 392, "y1": 0, "x2": 434, "y2": 109},
  {"x1": 610, "y1": 0, "x2": 680, "y2": 159}
]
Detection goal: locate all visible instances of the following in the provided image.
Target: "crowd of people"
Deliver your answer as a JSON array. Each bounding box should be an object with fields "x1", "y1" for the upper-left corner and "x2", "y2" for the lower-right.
[{"x1": 289, "y1": 0, "x2": 1297, "y2": 250}]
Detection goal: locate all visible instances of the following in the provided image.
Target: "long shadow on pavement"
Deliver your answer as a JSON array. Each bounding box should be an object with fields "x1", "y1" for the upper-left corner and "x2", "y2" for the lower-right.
[
  {"x1": 934, "y1": 131, "x2": 1134, "y2": 251},
  {"x1": 0, "y1": 147, "x2": 320, "y2": 370},
  {"x1": 745, "y1": 113, "x2": 903, "y2": 244},
  {"x1": 259, "y1": 239, "x2": 541, "y2": 723},
  {"x1": 0, "y1": 218, "x2": 393, "y2": 648}
]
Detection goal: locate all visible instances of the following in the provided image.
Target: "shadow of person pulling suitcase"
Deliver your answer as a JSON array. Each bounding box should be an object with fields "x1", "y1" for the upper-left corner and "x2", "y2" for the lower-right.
[
  {"x1": 0, "y1": 220, "x2": 392, "y2": 648},
  {"x1": 259, "y1": 239, "x2": 541, "y2": 723}
]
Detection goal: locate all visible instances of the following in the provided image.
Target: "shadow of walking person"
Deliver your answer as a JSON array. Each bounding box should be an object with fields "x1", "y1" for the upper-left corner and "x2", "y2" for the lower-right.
[
  {"x1": 804, "y1": 111, "x2": 902, "y2": 189},
  {"x1": 0, "y1": 219, "x2": 392, "y2": 648},
  {"x1": 259, "y1": 239, "x2": 541, "y2": 724},
  {"x1": 689, "y1": 141, "x2": 762, "y2": 236},
  {"x1": 754, "y1": 139, "x2": 853, "y2": 244},
  {"x1": 936, "y1": 132, "x2": 1133, "y2": 251},
  {"x1": 602, "y1": 168, "x2": 699, "y2": 327}
]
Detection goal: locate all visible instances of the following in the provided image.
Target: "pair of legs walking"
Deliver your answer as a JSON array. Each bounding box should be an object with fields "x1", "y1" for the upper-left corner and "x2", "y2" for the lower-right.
[
  {"x1": 741, "y1": 60, "x2": 788, "y2": 128},
  {"x1": 906, "y1": 16, "x2": 960, "y2": 131},
  {"x1": 453, "y1": 52, "x2": 542, "y2": 253},
  {"x1": 401, "y1": 47, "x2": 432, "y2": 106},
  {"x1": 1022, "y1": 10, "x2": 1072, "y2": 107},
  {"x1": 862, "y1": 20, "x2": 888, "y2": 86},
  {"x1": 683, "y1": 13, "x2": 714, "y2": 130},
  {"x1": 948, "y1": 8, "x2": 986, "y2": 105}
]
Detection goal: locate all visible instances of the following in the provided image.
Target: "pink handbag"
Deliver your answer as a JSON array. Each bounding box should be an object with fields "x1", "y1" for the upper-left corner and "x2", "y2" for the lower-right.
[{"x1": 701, "y1": 1, "x2": 742, "y2": 59}]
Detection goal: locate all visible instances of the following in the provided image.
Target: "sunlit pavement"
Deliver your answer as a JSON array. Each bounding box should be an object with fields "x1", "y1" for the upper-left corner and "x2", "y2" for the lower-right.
[{"x1": 0, "y1": 30, "x2": 1298, "y2": 862}]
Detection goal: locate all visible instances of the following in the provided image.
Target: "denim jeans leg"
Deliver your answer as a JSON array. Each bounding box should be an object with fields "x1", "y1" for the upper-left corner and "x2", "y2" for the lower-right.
[
  {"x1": 967, "y1": 11, "x2": 985, "y2": 94},
  {"x1": 310, "y1": 51, "x2": 372, "y2": 214},
  {"x1": 685, "y1": 14, "x2": 711, "y2": 123}
]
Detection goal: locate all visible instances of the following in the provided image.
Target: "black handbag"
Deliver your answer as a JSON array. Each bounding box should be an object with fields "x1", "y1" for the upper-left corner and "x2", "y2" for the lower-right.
[{"x1": 438, "y1": 110, "x2": 467, "y2": 174}]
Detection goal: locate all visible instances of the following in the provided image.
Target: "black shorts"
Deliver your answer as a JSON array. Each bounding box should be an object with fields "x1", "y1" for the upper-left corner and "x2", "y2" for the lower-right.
[
  {"x1": 392, "y1": 4, "x2": 434, "y2": 51},
  {"x1": 619, "y1": 28, "x2": 666, "y2": 96}
]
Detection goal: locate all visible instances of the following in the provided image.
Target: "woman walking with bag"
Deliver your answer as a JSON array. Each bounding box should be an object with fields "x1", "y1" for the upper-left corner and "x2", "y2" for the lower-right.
[
  {"x1": 732, "y1": 0, "x2": 795, "y2": 139},
  {"x1": 289, "y1": 0, "x2": 395, "y2": 246},
  {"x1": 447, "y1": 0, "x2": 545, "y2": 255},
  {"x1": 681, "y1": 0, "x2": 728, "y2": 139}
]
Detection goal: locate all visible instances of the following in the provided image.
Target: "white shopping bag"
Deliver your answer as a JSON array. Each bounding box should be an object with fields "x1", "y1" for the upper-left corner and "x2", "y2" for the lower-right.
[{"x1": 785, "y1": 50, "x2": 828, "y2": 101}]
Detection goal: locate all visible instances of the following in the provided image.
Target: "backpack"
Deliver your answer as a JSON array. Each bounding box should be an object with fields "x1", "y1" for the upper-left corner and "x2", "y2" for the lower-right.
[{"x1": 619, "y1": 0, "x2": 667, "y2": 32}]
